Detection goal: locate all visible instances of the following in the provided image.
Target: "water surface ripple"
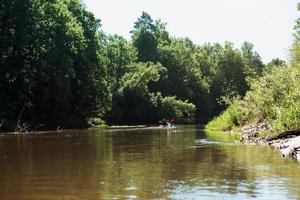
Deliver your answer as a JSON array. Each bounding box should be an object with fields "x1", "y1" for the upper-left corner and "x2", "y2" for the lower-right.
[{"x1": 0, "y1": 126, "x2": 300, "y2": 199}]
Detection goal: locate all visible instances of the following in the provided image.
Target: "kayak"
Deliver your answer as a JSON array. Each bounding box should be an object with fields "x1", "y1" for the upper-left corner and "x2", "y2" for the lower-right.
[{"x1": 164, "y1": 125, "x2": 176, "y2": 129}]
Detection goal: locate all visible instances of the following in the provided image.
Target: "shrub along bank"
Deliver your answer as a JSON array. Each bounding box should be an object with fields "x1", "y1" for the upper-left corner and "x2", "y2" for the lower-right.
[{"x1": 206, "y1": 65, "x2": 300, "y2": 138}]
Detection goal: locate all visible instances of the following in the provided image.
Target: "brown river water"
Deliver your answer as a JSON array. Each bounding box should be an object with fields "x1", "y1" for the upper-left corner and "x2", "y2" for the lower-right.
[{"x1": 0, "y1": 125, "x2": 300, "y2": 200}]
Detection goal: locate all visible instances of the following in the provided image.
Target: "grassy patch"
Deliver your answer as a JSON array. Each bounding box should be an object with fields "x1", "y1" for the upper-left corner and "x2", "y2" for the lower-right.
[{"x1": 205, "y1": 106, "x2": 239, "y2": 131}]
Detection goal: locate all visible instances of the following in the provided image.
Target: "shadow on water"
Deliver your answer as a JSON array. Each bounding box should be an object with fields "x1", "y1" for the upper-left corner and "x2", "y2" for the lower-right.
[{"x1": 0, "y1": 125, "x2": 300, "y2": 199}]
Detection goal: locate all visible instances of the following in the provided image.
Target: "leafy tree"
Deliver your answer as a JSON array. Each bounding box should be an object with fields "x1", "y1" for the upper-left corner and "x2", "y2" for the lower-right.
[
  {"x1": 201, "y1": 42, "x2": 249, "y2": 119},
  {"x1": 1, "y1": 6, "x2": 268, "y2": 130},
  {"x1": 267, "y1": 58, "x2": 286, "y2": 67},
  {"x1": 131, "y1": 12, "x2": 171, "y2": 62},
  {"x1": 206, "y1": 66, "x2": 300, "y2": 137},
  {"x1": 104, "y1": 35, "x2": 137, "y2": 92},
  {"x1": 161, "y1": 96, "x2": 196, "y2": 123},
  {"x1": 0, "y1": 0, "x2": 111, "y2": 131},
  {"x1": 131, "y1": 12, "x2": 158, "y2": 62},
  {"x1": 207, "y1": 3, "x2": 300, "y2": 136},
  {"x1": 0, "y1": 0, "x2": 33, "y2": 126},
  {"x1": 291, "y1": 4, "x2": 300, "y2": 66},
  {"x1": 106, "y1": 62, "x2": 162, "y2": 124},
  {"x1": 132, "y1": 12, "x2": 155, "y2": 33},
  {"x1": 241, "y1": 41, "x2": 264, "y2": 76},
  {"x1": 68, "y1": 0, "x2": 111, "y2": 120},
  {"x1": 132, "y1": 27, "x2": 158, "y2": 62},
  {"x1": 151, "y1": 38, "x2": 252, "y2": 122}
]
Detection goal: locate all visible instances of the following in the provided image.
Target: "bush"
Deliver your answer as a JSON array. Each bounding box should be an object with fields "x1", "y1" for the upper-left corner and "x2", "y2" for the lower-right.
[
  {"x1": 89, "y1": 118, "x2": 107, "y2": 128},
  {"x1": 271, "y1": 102, "x2": 300, "y2": 133},
  {"x1": 206, "y1": 66, "x2": 300, "y2": 137},
  {"x1": 205, "y1": 106, "x2": 239, "y2": 131},
  {"x1": 161, "y1": 96, "x2": 196, "y2": 123}
]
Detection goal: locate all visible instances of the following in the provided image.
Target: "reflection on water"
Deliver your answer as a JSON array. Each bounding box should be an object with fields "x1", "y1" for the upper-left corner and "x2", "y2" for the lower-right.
[{"x1": 0, "y1": 126, "x2": 300, "y2": 200}]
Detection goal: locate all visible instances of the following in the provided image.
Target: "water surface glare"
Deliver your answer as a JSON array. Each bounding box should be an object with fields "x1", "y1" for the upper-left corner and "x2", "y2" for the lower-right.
[{"x1": 0, "y1": 125, "x2": 300, "y2": 200}]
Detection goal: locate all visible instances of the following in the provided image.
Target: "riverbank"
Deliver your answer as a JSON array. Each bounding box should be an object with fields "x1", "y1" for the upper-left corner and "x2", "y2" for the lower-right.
[
  {"x1": 239, "y1": 123, "x2": 300, "y2": 162},
  {"x1": 0, "y1": 124, "x2": 178, "y2": 135}
]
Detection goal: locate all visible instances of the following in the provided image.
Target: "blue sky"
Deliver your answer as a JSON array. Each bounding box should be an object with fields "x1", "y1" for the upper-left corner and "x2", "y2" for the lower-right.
[{"x1": 84, "y1": 0, "x2": 299, "y2": 63}]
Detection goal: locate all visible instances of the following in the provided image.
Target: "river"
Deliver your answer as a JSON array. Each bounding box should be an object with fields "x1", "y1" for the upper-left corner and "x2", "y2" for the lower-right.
[{"x1": 0, "y1": 125, "x2": 300, "y2": 200}]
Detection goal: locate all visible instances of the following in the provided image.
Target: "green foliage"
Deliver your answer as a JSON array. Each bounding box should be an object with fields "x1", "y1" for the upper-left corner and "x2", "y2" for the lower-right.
[
  {"x1": 291, "y1": 5, "x2": 300, "y2": 65},
  {"x1": 206, "y1": 66, "x2": 300, "y2": 137},
  {"x1": 0, "y1": 6, "x2": 268, "y2": 131},
  {"x1": 131, "y1": 12, "x2": 171, "y2": 62},
  {"x1": 0, "y1": 0, "x2": 111, "y2": 131},
  {"x1": 132, "y1": 12, "x2": 155, "y2": 33},
  {"x1": 273, "y1": 102, "x2": 300, "y2": 132},
  {"x1": 212, "y1": 12, "x2": 300, "y2": 136},
  {"x1": 104, "y1": 58, "x2": 196, "y2": 124},
  {"x1": 267, "y1": 58, "x2": 287, "y2": 67},
  {"x1": 104, "y1": 35, "x2": 137, "y2": 92},
  {"x1": 237, "y1": 67, "x2": 299, "y2": 126},
  {"x1": 151, "y1": 39, "x2": 253, "y2": 122},
  {"x1": 133, "y1": 28, "x2": 158, "y2": 62},
  {"x1": 68, "y1": 0, "x2": 111, "y2": 119},
  {"x1": 131, "y1": 12, "x2": 158, "y2": 62},
  {"x1": 205, "y1": 106, "x2": 239, "y2": 131},
  {"x1": 241, "y1": 42, "x2": 265, "y2": 76},
  {"x1": 120, "y1": 62, "x2": 162, "y2": 93},
  {"x1": 89, "y1": 117, "x2": 107, "y2": 128},
  {"x1": 161, "y1": 96, "x2": 196, "y2": 123}
]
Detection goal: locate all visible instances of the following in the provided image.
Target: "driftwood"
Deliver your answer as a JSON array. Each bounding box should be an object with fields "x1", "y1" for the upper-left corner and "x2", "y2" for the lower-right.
[
  {"x1": 279, "y1": 137, "x2": 300, "y2": 160},
  {"x1": 268, "y1": 135, "x2": 300, "y2": 162},
  {"x1": 266, "y1": 129, "x2": 300, "y2": 141},
  {"x1": 239, "y1": 123, "x2": 300, "y2": 162}
]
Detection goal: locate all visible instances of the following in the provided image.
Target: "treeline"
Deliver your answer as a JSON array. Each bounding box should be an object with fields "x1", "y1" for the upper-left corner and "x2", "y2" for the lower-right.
[
  {"x1": 206, "y1": 5, "x2": 300, "y2": 138},
  {"x1": 1, "y1": 0, "x2": 269, "y2": 131}
]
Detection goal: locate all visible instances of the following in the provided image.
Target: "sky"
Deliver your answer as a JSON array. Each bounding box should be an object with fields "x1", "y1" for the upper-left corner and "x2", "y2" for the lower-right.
[{"x1": 83, "y1": 0, "x2": 299, "y2": 63}]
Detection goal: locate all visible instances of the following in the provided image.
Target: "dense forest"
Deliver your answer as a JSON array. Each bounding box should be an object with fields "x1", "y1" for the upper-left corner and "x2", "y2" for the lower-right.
[{"x1": 0, "y1": 0, "x2": 287, "y2": 132}]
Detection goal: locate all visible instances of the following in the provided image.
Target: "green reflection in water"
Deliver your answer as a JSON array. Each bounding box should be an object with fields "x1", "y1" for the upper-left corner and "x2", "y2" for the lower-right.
[{"x1": 0, "y1": 126, "x2": 299, "y2": 200}]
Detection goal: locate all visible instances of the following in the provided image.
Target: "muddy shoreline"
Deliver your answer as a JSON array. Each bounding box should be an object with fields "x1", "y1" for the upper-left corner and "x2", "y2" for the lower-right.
[{"x1": 239, "y1": 123, "x2": 300, "y2": 162}]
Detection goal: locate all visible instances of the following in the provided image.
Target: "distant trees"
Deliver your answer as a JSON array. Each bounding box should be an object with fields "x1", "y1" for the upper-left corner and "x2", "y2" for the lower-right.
[
  {"x1": 101, "y1": 12, "x2": 198, "y2": 125},
  {"x1": 1, "y1": 5, "x2": 273, "y2": 131},
  {"x1": 107, "y1": 12, "x2": 267, "y2": 124},
  {"x1": 104, "y1": 37, "x2": 196, "y2": 124},
  {"x1": 267, "y1": 58, "x2": 287, "y2": 67},
  {"x1": 131, "y1": 12, "x2": 158, "y2": 62},
  {"x1": 241, "y1": 42, "x2": 264, "y2": 76}
]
